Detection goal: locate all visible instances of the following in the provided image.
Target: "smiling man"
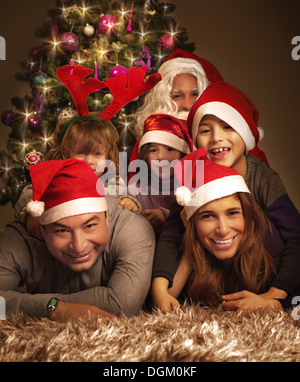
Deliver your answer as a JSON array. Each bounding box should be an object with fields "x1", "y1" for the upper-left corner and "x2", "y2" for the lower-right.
[{"x1": 0, "y1": 159, "x2": 155, "y2": 321}]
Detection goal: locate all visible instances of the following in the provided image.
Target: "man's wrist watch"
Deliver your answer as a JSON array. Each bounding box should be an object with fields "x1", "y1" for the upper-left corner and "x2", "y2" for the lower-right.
[{"x1": 46, "y1": 297, "x2": 59, "y2": 318}]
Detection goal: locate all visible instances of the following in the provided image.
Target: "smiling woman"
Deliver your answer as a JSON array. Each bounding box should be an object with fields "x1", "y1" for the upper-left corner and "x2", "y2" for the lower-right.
[
  {"x1": 183, "y1": 191, "x2": 273, "y2": 307},
  {"x1": 151, "y1": 148, "x2": 283, "y2": 312},
  {"x1": 193, "y1": 194, "x2": 245, "y2": 262}
]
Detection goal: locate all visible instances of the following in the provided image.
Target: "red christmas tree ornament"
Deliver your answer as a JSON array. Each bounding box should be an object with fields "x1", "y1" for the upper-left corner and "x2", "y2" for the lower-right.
[
  {"x1": 98, "y1": 15, "x2": 117, "y2": 34},
  {"x1": 159, "y1": 34, "x2": 177, "y2": 52},
  {"x1": 109, "y1": 65, "x2": 128, "y2": 78},
  {"x1": 60, "y1": 32, "x2": 79, "y2": 53}
]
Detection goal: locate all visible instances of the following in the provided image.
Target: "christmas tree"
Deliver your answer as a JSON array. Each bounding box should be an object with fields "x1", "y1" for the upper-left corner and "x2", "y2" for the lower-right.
[{"x1": 0, "y1": 0, "x2": 195, "y2": 206}]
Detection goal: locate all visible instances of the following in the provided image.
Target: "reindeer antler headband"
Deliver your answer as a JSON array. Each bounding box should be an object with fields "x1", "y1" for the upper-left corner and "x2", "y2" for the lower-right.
[{"x1": 56, "y1": 64, "x2": 161, "y2": 142}]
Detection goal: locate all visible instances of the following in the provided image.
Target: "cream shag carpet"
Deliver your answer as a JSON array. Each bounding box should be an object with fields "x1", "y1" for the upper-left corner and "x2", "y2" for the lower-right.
[{"x1": 0, "y1": 305, "x2": 299, "y2": 362}]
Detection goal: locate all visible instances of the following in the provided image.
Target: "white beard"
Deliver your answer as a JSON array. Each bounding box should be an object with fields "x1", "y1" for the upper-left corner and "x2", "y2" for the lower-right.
[{"x1": 171, "y1": 110, "x2": 189, "y2": 120}]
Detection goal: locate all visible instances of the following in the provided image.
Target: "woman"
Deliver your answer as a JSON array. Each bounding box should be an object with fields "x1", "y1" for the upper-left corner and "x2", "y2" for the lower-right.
[{"x1": 152, "y1": 148, "x2": 287, "y2": 313}]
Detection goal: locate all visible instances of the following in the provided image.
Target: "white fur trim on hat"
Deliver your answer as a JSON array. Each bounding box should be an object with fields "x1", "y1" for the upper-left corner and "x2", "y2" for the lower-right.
[
  {"x1": 26, "y1": 200, "x2": 45, "y2": 217},
  {"x1": 139, "y1": 130, "x2": 191, "y2": 154},
  {"x1": 183, "y1": 174, "x2": 250, "y2": 220},
  {"x1": 39, "y1": 197, "x2": 107, "y2": 225},
  {"x1": 257, "y1": 127, "x2": 264, "y2": 141},
  {"x1": 191, "y1": 101, "x2": 256, "y2": 152},
  {"x1": 175, "y1": 186, "x2": 192, "y2": 206},
  {"x1": 158, "y1": 57, "x2": 206, "y2": 79}
]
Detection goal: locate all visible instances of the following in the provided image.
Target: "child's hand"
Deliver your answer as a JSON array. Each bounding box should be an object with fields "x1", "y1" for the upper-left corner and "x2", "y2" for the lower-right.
[
  {"x1": 141, "y1": 209, "x2": 166, "y2": 229},
  {"x1": 153, "y1": 291, "x2": 180, "y2": 313},
  {"x1": 25, "y1": 214, "x2": 44, "y2": 241},
  {"x1": 119, "y1": 198, "x2": 139, "y2": 212},
  {"x1": 152, "y1": 277, "x2": 180, "y2": 313}
]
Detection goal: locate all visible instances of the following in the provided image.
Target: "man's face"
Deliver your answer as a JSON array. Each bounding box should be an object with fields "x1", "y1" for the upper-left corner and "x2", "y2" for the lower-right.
[
  {"x1": 42, "y1": 212, "x2": 109, "y2": 272},
  {"x1": 170, "y1": 73, "x2": 199, "y2": 116}
]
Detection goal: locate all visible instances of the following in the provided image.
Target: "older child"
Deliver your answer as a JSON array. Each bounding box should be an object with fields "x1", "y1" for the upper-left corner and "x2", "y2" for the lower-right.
[
  {"x1": 121, "y1": 114, "x2": 194, "y2": 238},
  {"x1": 152, "y1": 81, "x2": 300, "y2": 310},
  {"x1": 153, "y1": 149, "x2": 289, "y2": 312}
]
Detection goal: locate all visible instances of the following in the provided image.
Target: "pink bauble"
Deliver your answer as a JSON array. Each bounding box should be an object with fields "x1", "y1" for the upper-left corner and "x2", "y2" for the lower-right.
[
  {"x1": 24, "y1": 150, "x2": 44, "y2": 168},
  {"x1": 109, "y1": 65, "x2": 128, "y2": 78},
  {"x1": 159, "y1": 34, "x2": 177, "y2": 52},
  {"x1": 61, "y1": 32, "x2": 79, "y2": 53},
  {"x1": 98, "y1": 15, "x2": 117, "y2": 34}
]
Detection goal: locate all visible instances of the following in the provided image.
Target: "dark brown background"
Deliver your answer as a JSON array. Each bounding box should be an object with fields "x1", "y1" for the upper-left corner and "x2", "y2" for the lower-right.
[{"x1": 0, "y1": 0, "x2": 299, "y2": 230}]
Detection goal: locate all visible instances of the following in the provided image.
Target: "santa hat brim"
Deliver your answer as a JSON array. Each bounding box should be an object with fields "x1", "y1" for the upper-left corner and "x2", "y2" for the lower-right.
[
  {"x1": 39, "y1": 197, "x2": 107, "y2": 225},
  {"x1": 139, "y1": 130, "x2": 191, "y2": 154},
  {"x1": 158, "y1": 57, "x2": 207, "y2": 79},
  {"x1": 182, "y1": 174, "x2": 250, "y2": 220},
  {"x1": 191, "y1": 101, "x2": 256, "y2": 152}
]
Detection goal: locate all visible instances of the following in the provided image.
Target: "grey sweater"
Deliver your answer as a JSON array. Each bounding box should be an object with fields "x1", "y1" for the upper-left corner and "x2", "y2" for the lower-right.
[{"x1": 0, "y1": 197, "x2": 155, "y2": 317}]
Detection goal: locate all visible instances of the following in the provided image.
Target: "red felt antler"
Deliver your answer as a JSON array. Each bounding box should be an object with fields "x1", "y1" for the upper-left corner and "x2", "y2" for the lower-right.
[
  {"x1": 100, "y1": 66, "x2": 161, "y2": 121},
  {"x1": 57, "y1": 65, "x2": 107, "y2": 117}
]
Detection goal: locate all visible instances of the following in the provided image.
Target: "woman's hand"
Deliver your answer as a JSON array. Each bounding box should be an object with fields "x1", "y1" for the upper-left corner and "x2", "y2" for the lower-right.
[{"x1": 221, "y1": 290, "x2": 283, "y2": 313}]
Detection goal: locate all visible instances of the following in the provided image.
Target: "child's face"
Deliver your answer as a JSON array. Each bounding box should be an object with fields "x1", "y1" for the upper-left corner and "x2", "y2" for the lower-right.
[
  {"x1": 196, "y1": 115, "x2": 247, "y2": 175},
  {"x1": 148, "y1": 143, "x2": 182, "y2": 179},
  {"x1": 193, "y1": 194, "x2": 245, "y2": 263},
  {"x1": 71, "y1": 143, "x2": 108, "y2": 177},
  {"x1": 170, "y1": 74, "x2": 199, "y2": 117}
]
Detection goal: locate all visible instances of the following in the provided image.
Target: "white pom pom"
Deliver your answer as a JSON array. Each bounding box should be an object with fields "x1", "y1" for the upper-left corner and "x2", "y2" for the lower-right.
[
  {"x1": 175, "y1": 186, "x2": 192, "y2": 206},
  {"x1": 257, "y1": 127, "x2": 264, "y2": 141},
  {"x1": 26, "y1": 200, "x2": 45, "y2": 217}
]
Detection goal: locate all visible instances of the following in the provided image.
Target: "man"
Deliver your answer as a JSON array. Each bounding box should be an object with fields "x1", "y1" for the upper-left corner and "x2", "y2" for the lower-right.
[
  {"x1": 134, "y1": 48, "x2": 223, "y2": 137},
  {"x1": 0, "y1": 158, "x2": 155, "y2": 321}
]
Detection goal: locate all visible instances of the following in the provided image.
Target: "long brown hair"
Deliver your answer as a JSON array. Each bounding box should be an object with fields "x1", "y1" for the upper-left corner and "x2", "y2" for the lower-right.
[
  {"x1": 183, "y1": 192, "x2": 274, "y2": 307},
  {"x1": 46, "y1": 115, "x2": 120, "y2": 174}
]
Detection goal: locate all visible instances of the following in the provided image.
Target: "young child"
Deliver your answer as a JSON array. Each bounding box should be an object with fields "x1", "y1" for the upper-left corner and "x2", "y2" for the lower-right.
[
  {"x1": 14, "y1": 115, "x2": 126, "y2": 239},
  {"x1": 153, "y1": 149, "x2": 292, "y2": 312},
  {"x1": 14, "y1": 63, "x2": 161, "y2": 239},
  {"x1": 152, "y1": 81, "x2": 300, "y2": 310},
  {"x1": 121, "y1": 114, "x2": 194, "y2": 238},
  {"x1": 47, "y1": 114, "x2": 126, "y2": 196}
]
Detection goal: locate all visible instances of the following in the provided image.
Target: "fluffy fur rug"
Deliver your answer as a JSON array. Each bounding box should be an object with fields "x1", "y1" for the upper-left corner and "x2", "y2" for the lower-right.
[{"x1": 0, "y1": 305, "x2": 299, "y2": 362}]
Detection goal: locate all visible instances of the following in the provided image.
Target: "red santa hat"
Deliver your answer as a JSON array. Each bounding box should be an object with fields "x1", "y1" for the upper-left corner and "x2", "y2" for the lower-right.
[
  {"x1": 138, "y1": 114, "x2": 194, "y2": 154},
  {"x1": 187, "y1": 81, "x2": 264, "y2": 153},
  {"x1": 158, "y1": 48, "x2": 223, "y2": 83},
  {"x1": 26, "y1": 158, "x2": 107, "y2": 225},
  {"x1": 127, "y1": 114, "x2": 194, "y2": 184},
  {"x1": 175, "y1": 148, "x2": 250, "y2": 220}
]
